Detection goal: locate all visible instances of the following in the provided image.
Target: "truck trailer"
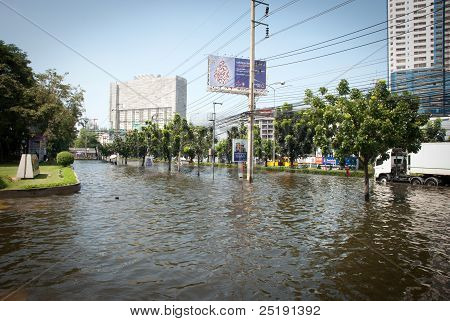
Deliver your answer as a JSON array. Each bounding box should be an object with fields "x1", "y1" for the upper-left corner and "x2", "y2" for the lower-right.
[{"x1": 374, "y1": 142, "x2": 450, "y2": 186}]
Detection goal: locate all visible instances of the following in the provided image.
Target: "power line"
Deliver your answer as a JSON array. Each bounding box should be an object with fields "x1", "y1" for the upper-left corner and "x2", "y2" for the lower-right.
[{"x1": 264, "y1": 1, "x2": 435, "y2": 61}]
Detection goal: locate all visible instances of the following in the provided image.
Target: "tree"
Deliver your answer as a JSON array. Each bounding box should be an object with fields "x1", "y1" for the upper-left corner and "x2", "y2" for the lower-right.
[
  {"x1": 33, "y1": 70, "x2": 84, "y2": 158},
  {"x1": 113, "y1": 135, "x2": 131, "y2": 164},
  {"x1": 183, "y1": 145, "x2": 196, "y2": 163},
  {"x1": 142, "y1": 121, "x2": 162, "y2": 159},
  {"x1": 215, "y1": 139, "x2": 228, "y2": 163},
  {"x1": 261, "y1": 139, "x2": 273, "y2": 167},
  {"x1": 126, "y1": 129, "x2": 147, "y2": 166},
  {"x1": 161, "y1": 127, "x2": 174, "y2": 171},
  {"x1": 274, "y1": 103, "x2": 314, "y2": 166},
  {"x1": 253, "y1": 125, "x2": 263, "y2": 164},
  {"x1": 98, "y1": 143, "x2": 114, "y2": 157},
  {"x1": 192, "y1": 126, "x2": 210, "y2": 176},
  {"x1": 305, "y1": 79, "x2": 427, "y2": 200},
  {"x1": 423, "y1": 118, "x2": 446, "y2": 142},
  {"x1": 74, "y1": 128, "x2": 99, "y2": 148},
  {"x1": 0, "y1": 40, "x2": 36, "y2": 161},
  {"x1": 169, "y1": 114, "x2": 190, "y2": 171}
]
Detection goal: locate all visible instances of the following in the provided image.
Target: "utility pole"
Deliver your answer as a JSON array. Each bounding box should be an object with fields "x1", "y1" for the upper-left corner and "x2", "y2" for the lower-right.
[
  {"x1": 210, "y1": 102, "x2": 222, "y2": 180},
  {"x1": 247, "y1": 0, "x2": 256, "y2": 182},
  {"x1": 248, "y1": 0, "x2": 269, "y2": 182}
]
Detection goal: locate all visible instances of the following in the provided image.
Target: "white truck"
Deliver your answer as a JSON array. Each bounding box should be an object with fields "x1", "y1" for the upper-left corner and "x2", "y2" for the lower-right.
[{"x1": 374, "y1": 142, "x2": 450, "y2": 186}]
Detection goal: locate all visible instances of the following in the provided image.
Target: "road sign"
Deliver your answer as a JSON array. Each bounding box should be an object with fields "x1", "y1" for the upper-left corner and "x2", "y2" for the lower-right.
[{"x1": 232, "y1": 139, "x2": 248, "y2": 163}]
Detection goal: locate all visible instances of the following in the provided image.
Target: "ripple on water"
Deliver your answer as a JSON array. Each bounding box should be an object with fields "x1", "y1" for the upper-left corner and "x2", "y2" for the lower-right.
[{"x1": 0, "y1": 160, "x2": 448, "y2": 300}]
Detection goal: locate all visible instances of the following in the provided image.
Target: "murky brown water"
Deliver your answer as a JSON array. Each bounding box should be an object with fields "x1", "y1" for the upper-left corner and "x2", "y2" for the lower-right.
[{"x1": 0, "y1": 160, "x2": 448, "y2": 300}]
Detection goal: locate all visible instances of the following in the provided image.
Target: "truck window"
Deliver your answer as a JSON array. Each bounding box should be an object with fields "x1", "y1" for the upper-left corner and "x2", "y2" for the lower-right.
[{"x1": 376, "y1": 159, "x2": 384, "y2": 166}]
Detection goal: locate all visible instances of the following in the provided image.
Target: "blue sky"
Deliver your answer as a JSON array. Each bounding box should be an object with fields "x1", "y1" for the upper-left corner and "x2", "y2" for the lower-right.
[{"x1": 0, "y1": 0, "x2": 387, "y2": 128}]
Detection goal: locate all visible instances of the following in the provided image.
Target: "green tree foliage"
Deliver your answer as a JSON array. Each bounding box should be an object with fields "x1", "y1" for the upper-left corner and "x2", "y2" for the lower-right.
[
  {"x1": 422, "y1": 118, "x2": 446, "y2": 142},
  {"x1": 33, "y1": 70, "x2": 84, "y2": 158},
  {"x1": 142, "y1": 121, "x2": 162, "y2": 159},
  {"x1": 127, "y1": 129, "x2": 147, "y2": 166},
  {"x1": 274, "y1": 103, "x2": 314, "y2": 166},
  {"x1": 192, "y1": 126, "x2": 211, "y2": 176},
  {"x1": 253, "y1": 125, "x2": 263, "y2": 163},
  {"x1": 305, "y1": 79, "x2": 427, "y2": 200},
  {"x1": 98, "y1": 143, "x2": 114, "y2": 157},
  {"x1": 113, "y1": 135, "x2": 131, "y2": 164},
  {"x1": 169, "y1": 114, "x2": 191, "y2": 171},
  {"x1": 215, "y1": 139, "x2": 228, "y2": 163},
  {"x1": 161, "y1": 127, "x2": 174, "y2": 171},
  {"x1": 74, "y1": 128, "x2": 100, "y2": 148},
  {"x1": 0, "y1": 41, "x2": 84, "y2": 161},
  {"x1": 0, "y1": 40, "x2": 36, "y2": 161},
  {"x1": 261, "y1": 139, "x2": 274, "y2": 166}
]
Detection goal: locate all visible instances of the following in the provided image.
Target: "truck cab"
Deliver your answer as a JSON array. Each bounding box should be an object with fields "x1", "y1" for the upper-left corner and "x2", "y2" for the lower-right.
[{"x1": 374, "y1": 149, "x2": 410, "y2": 183}]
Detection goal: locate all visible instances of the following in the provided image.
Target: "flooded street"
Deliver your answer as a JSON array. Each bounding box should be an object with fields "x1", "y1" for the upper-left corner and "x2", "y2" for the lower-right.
[{"x1": 0, "y1": 160, "x2": 448, "y2": 300}]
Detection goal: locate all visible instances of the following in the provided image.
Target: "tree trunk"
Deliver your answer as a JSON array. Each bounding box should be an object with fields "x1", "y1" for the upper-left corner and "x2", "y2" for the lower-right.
[
  {"x1": 168, "y1": 157, "x2": 171, "y2": 172},
  {"x1": 197, "y1": 156, "x2": 200, "y2": 176},
  {"x1": 363, "y1": 160, "x2": 370, "y2": 201},
  {"x1": 141, "y1": 156, "x2": 145, "y2": 167},
  {"x1": 125, "y1": 157, "x2": 127, "y2": 165},
  {"x1": 178, "y1": 150, "x2": 181, "y2": 172},
  {"x1": 265, "y1": 159, "x2": 268, "y2": 167}
]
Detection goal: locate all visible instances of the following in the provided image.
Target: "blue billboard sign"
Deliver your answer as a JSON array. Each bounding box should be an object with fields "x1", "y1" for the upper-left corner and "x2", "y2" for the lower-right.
[
  {"x1": 232, "y1": 139, "x2": 248, "y2": 163},
  {"x1": 208, "y1": 55, "x2": 266, "y2": 92}
]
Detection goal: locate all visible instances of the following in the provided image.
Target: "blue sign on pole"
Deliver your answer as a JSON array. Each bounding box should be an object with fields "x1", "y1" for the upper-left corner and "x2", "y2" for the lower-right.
[
  {"x1": 208, "y1": 55, "x2": 266, "y2": 91},
  {"x1": 232, "y1": 139, "x2": 248, "y2": 163}
]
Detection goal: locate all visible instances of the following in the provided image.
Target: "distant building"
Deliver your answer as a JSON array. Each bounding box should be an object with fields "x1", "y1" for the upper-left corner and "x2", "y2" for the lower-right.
[
  {"x1": 97, "y1": 132, "x2": 112, "y2": 145},
  {"x1": 388, "y1": 0, "x2": 449, "y2": 115},
  {"x1": 254, "y1": 108, "x2": 275, "y2": 140},
  {"x1": 109, "y1": 74, "x2": 187, "y2": 131},
  {"x1": 69, "y1": 148, "x2": 98, "y2": 160}
]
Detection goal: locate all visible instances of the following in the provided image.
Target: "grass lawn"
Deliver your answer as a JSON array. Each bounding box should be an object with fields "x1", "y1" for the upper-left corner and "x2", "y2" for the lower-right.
[{"x1": 0, "y1": 164, "x2": 78, "y2": 190}]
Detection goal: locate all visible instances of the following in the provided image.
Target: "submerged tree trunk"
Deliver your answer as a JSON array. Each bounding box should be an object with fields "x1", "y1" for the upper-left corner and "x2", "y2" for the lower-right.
[
  {"x1": 168, "y1": 157, "x2": 171, "y2": 172},
  {"x1": 124, "y1": 157, "x2": 127, "y2": 165},
  {"x1": 177, "y1": 150, "x2": 181, "y2": 172},
  {"x1": 363, "y1": 160, "x2": 370, "y2": 201},
  {"x1": 141, "y1": 155, "x2": 145, "y2": 167},
  {"x1": 197, "y1": 156, "x2": 200, "y2": 176}
]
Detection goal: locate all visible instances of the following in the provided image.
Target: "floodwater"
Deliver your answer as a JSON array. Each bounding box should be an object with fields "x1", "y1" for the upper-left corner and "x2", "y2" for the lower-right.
[{"x1": 0, "y1": 160, "x2": 448, "y2": 300}]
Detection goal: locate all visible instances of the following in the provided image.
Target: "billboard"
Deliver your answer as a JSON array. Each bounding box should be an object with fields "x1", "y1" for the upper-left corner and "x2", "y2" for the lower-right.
[
  {"x1": 232, "y1": 139, "x2": 248, "y2": 163},
  {"x1": 208, "y1": 55, "x2": 266, "y2": 95}
]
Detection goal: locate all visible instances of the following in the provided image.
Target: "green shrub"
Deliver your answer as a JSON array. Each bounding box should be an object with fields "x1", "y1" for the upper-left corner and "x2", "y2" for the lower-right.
[{"x1": 56, "y1": 151, "x2": 74, "y2": 167}]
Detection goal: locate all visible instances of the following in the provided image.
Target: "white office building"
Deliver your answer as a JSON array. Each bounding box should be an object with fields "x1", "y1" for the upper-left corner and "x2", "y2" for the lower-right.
[
  {"x1": 388, "y1": 0, "x2": 449, "y2": 115},
  {"x1": 109, "y1": 74, "x2": 187, "y2": 131}
]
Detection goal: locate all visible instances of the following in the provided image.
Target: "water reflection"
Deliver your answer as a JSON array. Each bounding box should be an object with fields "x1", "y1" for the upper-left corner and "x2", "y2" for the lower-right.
[{"x1": 0, "y1": 161, "x2": 448, "y2": 300}]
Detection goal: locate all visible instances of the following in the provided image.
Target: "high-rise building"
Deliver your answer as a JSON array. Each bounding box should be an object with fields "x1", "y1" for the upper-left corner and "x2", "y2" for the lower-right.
[
  {"x1": 388, "y1": 0, "x2": 449, "y2": 115},
  {"x1": 254, "y1": 108, "x2": 275, "y2": 140},
  {"x1": 109, "y1": 74, "x2": 187, "y2": 131}
]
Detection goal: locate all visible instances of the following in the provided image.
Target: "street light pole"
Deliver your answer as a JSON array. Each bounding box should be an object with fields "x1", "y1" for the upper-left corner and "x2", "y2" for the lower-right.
[
  {"x1": 211, "y1": 102, "x2": 222, "y2": 180},
  {"x1": 266, "y1": 82, "x2": 285, "y2": 164}
]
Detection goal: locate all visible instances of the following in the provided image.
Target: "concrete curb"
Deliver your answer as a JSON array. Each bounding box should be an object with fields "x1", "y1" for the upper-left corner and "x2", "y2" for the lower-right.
[{"x1": 0, "y1": 182, "x2": 81, "y2": 199}]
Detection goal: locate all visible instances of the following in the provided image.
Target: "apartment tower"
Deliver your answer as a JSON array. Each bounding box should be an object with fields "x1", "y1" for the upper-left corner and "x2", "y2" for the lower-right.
[{"x1": 388, "y1": 0, "x2": 449, "y2": 115}]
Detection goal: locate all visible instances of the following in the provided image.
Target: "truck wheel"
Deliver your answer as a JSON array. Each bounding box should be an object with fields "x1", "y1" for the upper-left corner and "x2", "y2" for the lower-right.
[
  {"x1": 378, "y1": 175, "x2": 388, "y2": 184},
  {"x1": 410, "y1": 177, "x2": 422, "y2": 185},
  {"x1": 425, "y1": 177, "x2": 439, "y2": 186}
]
